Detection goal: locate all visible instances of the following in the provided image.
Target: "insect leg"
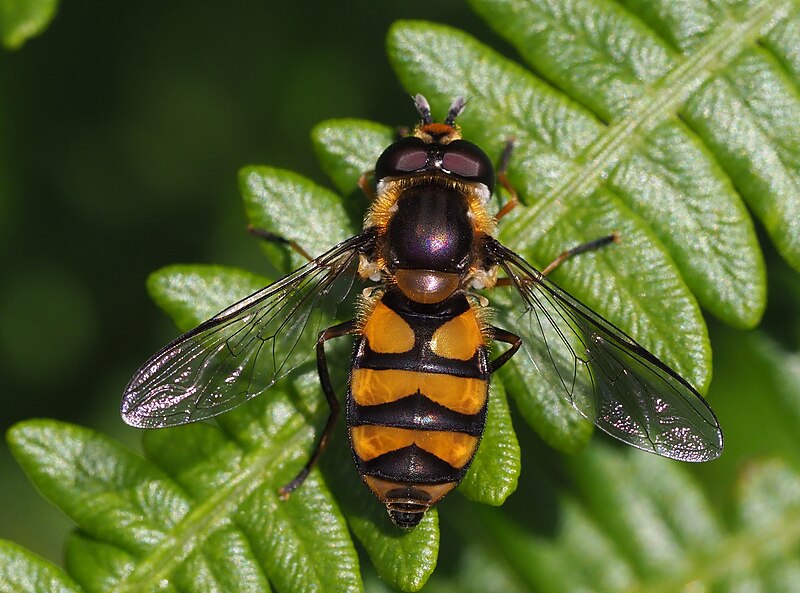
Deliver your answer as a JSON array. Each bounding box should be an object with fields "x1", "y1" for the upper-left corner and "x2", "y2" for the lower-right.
[
  {"x1": 358, "y1": 171, "x2": 376, "y2": 201},
  {"x1": 495, "y1": 139, "x2": 519, "y2": 221},
  {"x1": 278, "y1": 319, "x2": 358, "y2": 499},
  {"x1": 490, "y1": 326, "x2": 522, "y2": 372},
  {"x1": 541, "y1": 232, "x2": 620, "y2": 276},
  {"x1": 247, "y1": 225, "x2": 315, "y2": 262}
]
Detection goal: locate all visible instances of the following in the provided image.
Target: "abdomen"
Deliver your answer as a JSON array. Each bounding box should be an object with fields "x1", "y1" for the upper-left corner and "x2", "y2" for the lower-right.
[{"x1": 346, "y1": 289, "x2": 489, "y2": 527}]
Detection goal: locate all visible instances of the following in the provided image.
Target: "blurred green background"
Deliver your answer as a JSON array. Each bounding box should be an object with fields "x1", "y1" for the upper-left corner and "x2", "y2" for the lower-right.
[
  {"x1": 0, "y1": 0, "x2": 497, "y2": 562},
  {"x1": 4, "y1": 0, "x2": 800, "y2": 581}
]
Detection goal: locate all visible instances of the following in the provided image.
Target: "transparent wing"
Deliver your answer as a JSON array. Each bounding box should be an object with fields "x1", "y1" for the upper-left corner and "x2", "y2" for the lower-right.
[
  {"x1": 492, "y1": 241, "x2": 723, "y2": 462},
  {"x1": 121, "y1": 233, "x2": 370, "y2": 428}
]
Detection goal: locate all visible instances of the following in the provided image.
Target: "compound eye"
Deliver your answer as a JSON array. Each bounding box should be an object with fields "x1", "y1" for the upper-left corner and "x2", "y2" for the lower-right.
[
  {"x1": 441, "y1": 140, "x2": 495, "y2": 192},
  {"x1": 375, "y1": 136, "x2": 429, "y2": 180}
]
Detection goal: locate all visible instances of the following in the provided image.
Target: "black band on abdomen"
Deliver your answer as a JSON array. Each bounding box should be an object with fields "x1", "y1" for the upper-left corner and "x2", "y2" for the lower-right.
[
  {"x1": 348, "y1": 391, "x2": 486, "y2": 436},
  {"x1": 357, "y1": 444, "x2": 467, "y2": 484}
]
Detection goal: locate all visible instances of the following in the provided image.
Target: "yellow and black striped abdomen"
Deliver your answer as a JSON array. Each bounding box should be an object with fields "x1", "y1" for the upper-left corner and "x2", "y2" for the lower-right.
[{"x1": 347, "y1": 289, "x2": 489, "y2": 525}]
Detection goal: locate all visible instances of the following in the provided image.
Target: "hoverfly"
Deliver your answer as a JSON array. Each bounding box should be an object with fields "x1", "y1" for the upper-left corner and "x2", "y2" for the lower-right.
[{"x1": 122, "y1": 95, "x2": 723, "y2": 529}]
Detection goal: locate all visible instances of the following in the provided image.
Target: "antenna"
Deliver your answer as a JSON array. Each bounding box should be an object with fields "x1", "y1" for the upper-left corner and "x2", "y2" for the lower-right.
[
  {"x1": 444, "y1": 97, "x2": 467, "y2": 125},
  {"x1": 413, "y1": 94, "x2": 433, "y2": 125}
]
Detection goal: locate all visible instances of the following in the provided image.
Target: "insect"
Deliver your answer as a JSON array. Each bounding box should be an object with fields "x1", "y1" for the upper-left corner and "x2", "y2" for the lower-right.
[{"x1": 122, "y1": 95, "x2": 723, "y2": 529}]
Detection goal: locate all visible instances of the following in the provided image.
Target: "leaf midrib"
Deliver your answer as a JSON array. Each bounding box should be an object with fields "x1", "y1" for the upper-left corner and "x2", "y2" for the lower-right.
[
  {"x1": 502, "y1": 0, "x2": 793, "y2": 242},
  {"x1": 116, "y1": 417, "x2": 313, "y2": 593}
]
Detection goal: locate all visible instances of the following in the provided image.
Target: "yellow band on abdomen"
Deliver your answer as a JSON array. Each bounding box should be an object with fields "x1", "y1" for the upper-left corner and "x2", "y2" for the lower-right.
[
  {"x1": 351, "y1": 368, "x2": 487, "y2": 415},
  {"x1": 351, "y1": 425, "x2": 479, "y2": 468}
]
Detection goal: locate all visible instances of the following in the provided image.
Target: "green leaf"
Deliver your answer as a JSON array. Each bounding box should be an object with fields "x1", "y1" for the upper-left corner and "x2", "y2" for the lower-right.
[
  {"x1": 148, "y1": 265, "x2": 269, "y2": 332},
  {"x1": 0, "y1": 0, "x2": 58, "y2": 49},
  {"x1": 142, "y1": 424, "x2": 358, "y2": 593},
  {"x1": 8, "y1": 420, "x2": 191, "y2": 556},
  {"x1": 569, "y1": 447, "x2": 721, "y2": 577},
  {"x1": 312, "y1": 119, "x2": 394, "y2": 196},
  {"x1": 464, "y1": 0, "x2": 770, "y2": 328},
  {"x1": 0, "y1": 540, "x2": 81, "y2": 593},
  {"x1": 7, "y1": 416, "x2": 362, "y2": 593},
  {"x1": 474, "y1": 0, "x2": 800, "y2": 325},
  {"x1": 697, "y1": 324, "x2": 800, "y2": 492},
  {"x1": 727, "y1": 461, "x2": 800, "y2": 591},
  {"x1": 501, "y1": 334, "x2": 592, "y2": 453},
  {"x1": 64, "y1": 533, "x2": 161, "y2": 593},
  {"x1": 239, "y1": 166, "x2": 355, "y2": 270},
  {"x1": 458, "y1": 378, "x2": 520, "y2": 506},
  {"x1": 438, "y1": 443, "x2": 800, "y2": 593}
]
